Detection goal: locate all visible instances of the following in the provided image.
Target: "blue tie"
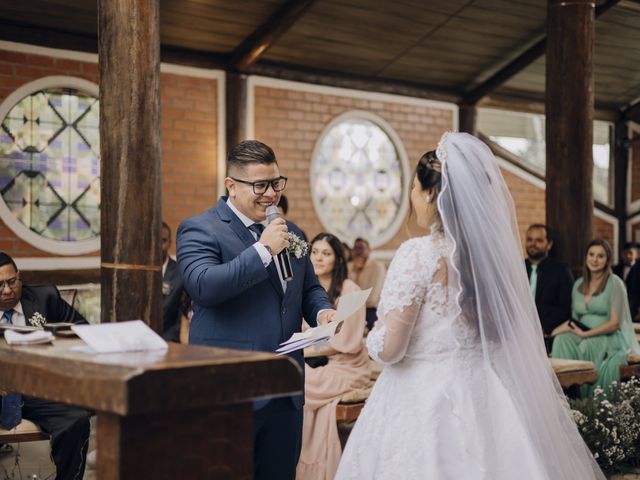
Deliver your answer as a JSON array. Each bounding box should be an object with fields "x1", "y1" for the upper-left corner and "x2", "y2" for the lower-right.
[
  {"x1": 248, "y1": 223, "x2": 264, "y2": 239},
  {"x1": 2, "y1": 309, "x2": 13, "y2": 324}
]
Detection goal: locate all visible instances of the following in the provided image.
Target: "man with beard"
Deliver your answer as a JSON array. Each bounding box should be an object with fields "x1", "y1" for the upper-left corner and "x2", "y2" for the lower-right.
[{"x1": 524, "y1": 224, "x2": 574, "y2": 353}]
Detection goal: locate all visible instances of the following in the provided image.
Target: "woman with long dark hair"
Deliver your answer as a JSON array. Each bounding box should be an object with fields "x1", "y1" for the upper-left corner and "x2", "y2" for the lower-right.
[
  {"x1": 296, "y1": 233, "x2": 370, "y2": 480},
  {"x1": 552, "y1": 239, "x2": 640, "y2": 396}
]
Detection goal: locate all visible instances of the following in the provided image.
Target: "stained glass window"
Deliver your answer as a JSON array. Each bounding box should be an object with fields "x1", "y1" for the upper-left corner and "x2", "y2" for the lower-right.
[
  {"x1": 312, "y1": 116, "x2": 406, "y2": 246},
  {"x1": 0, "y1": 88, "x2": 100, "y2": 242}
]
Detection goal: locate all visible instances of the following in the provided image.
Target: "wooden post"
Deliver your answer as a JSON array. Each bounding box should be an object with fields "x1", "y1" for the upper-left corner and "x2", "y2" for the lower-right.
[
  {"x1": 98, "y1": 0, "x2": 163, "y2": 332},
  {"x1": 614, "y1": 120, "x2": 629, "y2": 255},
  {"x1": 545, "y1": 0, "x2": 594, "y2": 271},
  {"x1": 226, "y1": 73, "x2": 248, "y2": 151},
  {"x1": 458, "y1": 105, "x2": 477, "y2": 136}
]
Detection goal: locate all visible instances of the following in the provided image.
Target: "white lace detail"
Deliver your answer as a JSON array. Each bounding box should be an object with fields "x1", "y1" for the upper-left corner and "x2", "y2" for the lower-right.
[
  {"x1": 366, "y1": 323, "x2": 387, "y2": 364},
  {"x1": 377, "y1": 234, "x2": 448, "y2": 317}
]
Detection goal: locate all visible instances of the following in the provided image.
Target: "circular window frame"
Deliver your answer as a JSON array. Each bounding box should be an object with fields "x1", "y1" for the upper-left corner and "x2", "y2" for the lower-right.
[
  {"x1": 0, "y1": 76, "x2": 101, "y2": 255},
  {"x1": 310, "y1": 110, "x2": 411, "y2": 249}
]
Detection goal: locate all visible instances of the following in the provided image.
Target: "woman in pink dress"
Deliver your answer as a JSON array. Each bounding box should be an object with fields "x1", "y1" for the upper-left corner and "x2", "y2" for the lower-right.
[{"x1": 296, "y1": 232, "x2": 371, "y2": 480}]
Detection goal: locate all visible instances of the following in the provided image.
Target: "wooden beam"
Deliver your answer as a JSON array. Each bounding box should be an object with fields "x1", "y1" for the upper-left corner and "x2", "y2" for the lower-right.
[
  {"x1": 226, "y1": 72, "x2": 248, "y2": 151},
  {"x1": 248, "y1": 60, "x2": 461, "y2": 104},
  {"x1": 231, "y1": 0, "x2": 317, "y2": 71},
  {"x1": 0, "y1": 19, "x2": 98, "y2": 54},
  {"x1": 614, "y1": 120, "x2": 630, "y2": 253},
  {"x1": 622, "y1": 100, "x2": 640, "y2": 122},
  {"x1": 463, "y1": 0, "x2": 621, "y2": 105},
  {"x1": 545, "y1": 0, "x2": 595, "y2": 272},
  {"x1": 98, "y1": 0, "x2": 163, "y2": 332},
  {"x1": 479, "y1": 93, "x2": 619, "y2": 121},
  {"x1": 458, "y1": 105, "x2": 477, "y2": 135}
]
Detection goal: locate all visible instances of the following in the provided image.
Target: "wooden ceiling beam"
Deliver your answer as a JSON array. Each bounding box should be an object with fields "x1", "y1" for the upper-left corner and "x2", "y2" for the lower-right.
[
  {"x1": 0, "y1": 19, "x2": 228, "y2": 69},
  {"x1": 462, "y1": 0, "x2": 621, "y2": 106},
  {"x1": 247, "y1": 60, "x2": 462, "y2": 104},
  {"x1": 231, "y1": 0, "x2": 316, "y2": 71},
  {"x1": 622, "y1": 100, "x2": 640, "y2": 122}
]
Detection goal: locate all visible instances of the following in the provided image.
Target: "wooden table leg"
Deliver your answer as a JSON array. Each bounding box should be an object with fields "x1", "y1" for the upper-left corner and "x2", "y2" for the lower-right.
[{"x1": 96, "y1": 403, "x2": 253, "y2": 479}]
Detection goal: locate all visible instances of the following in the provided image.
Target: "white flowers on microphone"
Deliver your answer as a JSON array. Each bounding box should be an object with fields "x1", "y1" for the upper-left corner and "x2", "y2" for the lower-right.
[{"x1": 288, "y1": 232, "x2": 309, "y2": 259}]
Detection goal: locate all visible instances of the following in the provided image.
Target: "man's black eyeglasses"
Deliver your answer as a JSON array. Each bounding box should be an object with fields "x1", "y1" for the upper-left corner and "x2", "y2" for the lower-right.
[
  {"x1": 230, "y1": 176, "x2": 287, "y2": 195},
  {"x1": 0, "y1": 277, "x2": 20, "y2": 290}
]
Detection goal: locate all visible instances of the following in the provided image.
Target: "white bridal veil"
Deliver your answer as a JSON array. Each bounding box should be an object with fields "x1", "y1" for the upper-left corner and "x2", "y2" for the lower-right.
[{"x1": 437, "y1": 132, "x2": 605, "y2": 479}]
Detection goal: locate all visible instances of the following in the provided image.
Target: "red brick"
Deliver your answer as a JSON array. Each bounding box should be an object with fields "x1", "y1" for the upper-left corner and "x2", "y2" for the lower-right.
[
  {"x1": 54, "y1": 59, "x2": 83, "y2": 73},
  {"x1": 25, "y1": 55, "x2": 55, "y2": 68},
  {"x1": 0, "y1": 50, "x2": 27, "y2": 63}
]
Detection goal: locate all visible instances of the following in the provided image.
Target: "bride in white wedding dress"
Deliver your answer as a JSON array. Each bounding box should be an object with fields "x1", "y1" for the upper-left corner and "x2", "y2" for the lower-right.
[{"x1": 335, "y1": 132, "x2": 604, "y2": 480}]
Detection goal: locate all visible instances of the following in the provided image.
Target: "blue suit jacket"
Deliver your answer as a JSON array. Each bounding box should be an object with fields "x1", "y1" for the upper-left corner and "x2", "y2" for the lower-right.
[{"x1": 176, "y1": 197, "x2": 332, "y2": 409}]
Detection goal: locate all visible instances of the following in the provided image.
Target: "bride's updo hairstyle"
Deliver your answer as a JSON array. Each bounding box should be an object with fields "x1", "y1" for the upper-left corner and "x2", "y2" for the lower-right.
[
  {"x1": 416, "y1": 150, "x2": 441, "y2": 192},
  {"x1": 411, "y1": 150, "x2": 442, "y2": 228}
]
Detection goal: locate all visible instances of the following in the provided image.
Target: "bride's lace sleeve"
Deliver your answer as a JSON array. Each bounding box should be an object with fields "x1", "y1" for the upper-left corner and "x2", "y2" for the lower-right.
[{"x1": 366, "y1": 237, "x2": 445, "y2": 364}]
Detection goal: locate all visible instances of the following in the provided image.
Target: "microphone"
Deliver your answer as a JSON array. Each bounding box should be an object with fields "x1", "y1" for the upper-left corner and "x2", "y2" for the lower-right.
[{"x1": 266, "y1": 205, "x2": 293, "y2": 282}]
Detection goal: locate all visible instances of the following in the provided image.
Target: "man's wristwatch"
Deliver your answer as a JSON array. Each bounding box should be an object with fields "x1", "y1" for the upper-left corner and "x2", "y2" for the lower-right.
[{"x1": 261, "y1": 243, "x2": 273, "y2": 256}]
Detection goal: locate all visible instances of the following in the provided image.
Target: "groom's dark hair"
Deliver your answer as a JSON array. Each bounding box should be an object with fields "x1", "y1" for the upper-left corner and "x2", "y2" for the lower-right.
[{"x1": 227, "y1": 140, "x2": 277, "y2": 175}]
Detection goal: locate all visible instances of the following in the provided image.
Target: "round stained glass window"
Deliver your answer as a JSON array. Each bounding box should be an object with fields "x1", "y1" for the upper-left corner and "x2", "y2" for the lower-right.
[
  {"x1": 311, "y1": 113, "x2": 409, "y2": 247},
  {"x1": 0, "y1": 79, "x2": 100, "y2": 254}
]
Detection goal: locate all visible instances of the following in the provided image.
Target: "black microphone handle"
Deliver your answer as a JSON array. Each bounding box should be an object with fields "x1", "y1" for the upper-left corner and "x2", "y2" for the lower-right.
[
  {"x1": 265, "y1": 205, "x2": 294, "y2": 282},
  {"x1": 277, "y1": 249, "x2": 294, "y2": 282}
]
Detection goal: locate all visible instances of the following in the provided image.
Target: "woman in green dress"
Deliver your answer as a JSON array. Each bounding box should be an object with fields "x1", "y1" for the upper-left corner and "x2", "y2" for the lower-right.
[{"x1": 551, "y1": 239, "x2": 640, "y2": 396}]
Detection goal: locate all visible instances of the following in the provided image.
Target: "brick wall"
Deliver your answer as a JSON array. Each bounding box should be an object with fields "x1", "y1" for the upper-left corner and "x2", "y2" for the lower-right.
[
  {"x1": 160, "y1": 72, "x2": 218, "y2": 253},
  {"x1": 253, "y1": 85, "x2": 617, "y2": 256},
  {"x1": 253, "y1": 85, "x2": 453, "y2": 250},
  {"x1": 0, "y1": 49, "x2": 218, "y2": 258}
]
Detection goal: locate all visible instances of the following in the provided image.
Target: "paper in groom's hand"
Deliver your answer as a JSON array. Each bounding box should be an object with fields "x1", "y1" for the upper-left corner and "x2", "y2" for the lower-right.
[{"x1": 276, "y1": 288, "x2": 372, "y2": 355}]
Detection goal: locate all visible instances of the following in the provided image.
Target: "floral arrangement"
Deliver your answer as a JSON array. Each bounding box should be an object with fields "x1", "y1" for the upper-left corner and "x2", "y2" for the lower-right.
[
  {"x1": 288, "y1": 232, "x2": 309, "y2": 259},
  {"x1": 570, "y1": 377, "x2": 640, "y2": 472},
  {"x1": 28, "y1": 311, "x2": 47, "y2": 328}
]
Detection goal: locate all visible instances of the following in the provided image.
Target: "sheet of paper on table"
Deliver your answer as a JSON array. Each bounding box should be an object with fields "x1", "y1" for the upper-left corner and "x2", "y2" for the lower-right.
[
  {"x1": 276, "y1": 288, "x2": 371, "y2": 355},
  {"x1": 71, "y1": 320, "x2": 169, "y2": 354}
]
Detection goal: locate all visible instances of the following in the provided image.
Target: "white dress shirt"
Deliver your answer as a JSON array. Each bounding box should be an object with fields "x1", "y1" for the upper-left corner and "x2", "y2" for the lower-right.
[{"x1": 0, "y1": 302, "x2": 27, "y2": 326}]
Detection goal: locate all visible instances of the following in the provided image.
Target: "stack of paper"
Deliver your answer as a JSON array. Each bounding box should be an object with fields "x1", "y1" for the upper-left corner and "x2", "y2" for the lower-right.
[
  {"x1": 71, "y1": 320, "x2": 169, "y2": 353},
  {"x1": 277, "y1": 288, "x2": 372, "y2": 355},
  {"x1": 5, "y1": 329, "x2": 54, "y2": 346}
]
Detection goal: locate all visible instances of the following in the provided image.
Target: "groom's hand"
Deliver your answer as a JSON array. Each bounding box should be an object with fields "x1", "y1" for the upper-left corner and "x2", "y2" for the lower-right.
[
  {"x1": 260, "y1": 218, "x2": 289, "y2": 254},
  {"x1": 318, "y1": 309, "x2": 337, "y2": 323}
]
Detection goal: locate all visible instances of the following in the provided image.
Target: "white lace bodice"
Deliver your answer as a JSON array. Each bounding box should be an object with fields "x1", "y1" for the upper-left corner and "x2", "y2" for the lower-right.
[{"x1": 367, "y1": 232, "x2": 479, "y2": 364}]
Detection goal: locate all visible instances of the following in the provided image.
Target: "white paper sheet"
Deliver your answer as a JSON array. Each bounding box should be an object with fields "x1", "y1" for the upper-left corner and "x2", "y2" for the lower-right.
[
  {"x1": 71, "y1": 320, "x2": 169, "y2": 353},
  {"x1": 277, "y1": 288, "x2": 372, "y2": 354}
]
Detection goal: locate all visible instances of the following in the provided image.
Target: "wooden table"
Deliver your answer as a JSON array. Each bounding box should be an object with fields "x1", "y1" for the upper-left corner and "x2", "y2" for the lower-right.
[{"x1": 0, "y1": 339, "x2": 301, "y2": 479}]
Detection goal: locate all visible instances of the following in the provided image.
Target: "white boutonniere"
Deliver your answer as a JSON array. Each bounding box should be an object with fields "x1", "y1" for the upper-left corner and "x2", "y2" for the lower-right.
[
  {"x1": 288, "y1": 232, "x2": 309, "y2": 259},
  {"x1": 28, "y1": 312, "x2": 47, "y2": 328}
]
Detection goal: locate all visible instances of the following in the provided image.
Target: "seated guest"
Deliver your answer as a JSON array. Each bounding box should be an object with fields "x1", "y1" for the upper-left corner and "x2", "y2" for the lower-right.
[
  {"x1": 348, "y1": 238, "x2": 386, "y2": 330},
  {"x1": 297, "y1": 233, "x2": 371, "y2": 480},
  {"x1": 621, "y1": 244, "x2": 640, "y2": 320},
  {"x1": 613, "y1": 241, "x2": 638, "y2": 282},
  {"x1": 524, "y1": 224, "x2": 574, "y2": 352},
  {"x1": 161, "y1": 221, "x2": 186, "y2": 341},
  {"x1": 0, "y1": 252, "x2": 90, "y2": 480},
  {"x1": 551, "y1": 239, "x2": 640, "y2": 396}
]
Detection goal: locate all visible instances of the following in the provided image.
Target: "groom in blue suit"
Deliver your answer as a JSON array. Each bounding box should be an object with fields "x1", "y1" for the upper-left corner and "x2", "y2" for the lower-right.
[{"x1": 177, "y1": 140, "x2": 334, "y2": 480}]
